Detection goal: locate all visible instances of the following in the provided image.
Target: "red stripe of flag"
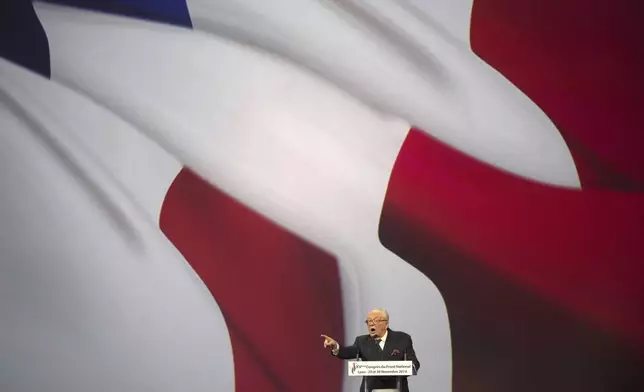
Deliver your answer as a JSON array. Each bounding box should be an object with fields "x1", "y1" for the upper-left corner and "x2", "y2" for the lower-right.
[
  {"x1": 160, "y1": 169, "x2": 345, "y2": 392},
  {"x1": 471, "y1": 0, "x2": 644, "y2": 191},
  {"x1": 380, "y1": 128, "x2": 644, "y2": 391}
]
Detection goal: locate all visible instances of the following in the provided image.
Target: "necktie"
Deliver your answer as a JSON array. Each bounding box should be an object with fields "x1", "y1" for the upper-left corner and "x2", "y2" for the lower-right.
[{"x1": 375, "y1": 338, "x2": 382, "y2": 351}]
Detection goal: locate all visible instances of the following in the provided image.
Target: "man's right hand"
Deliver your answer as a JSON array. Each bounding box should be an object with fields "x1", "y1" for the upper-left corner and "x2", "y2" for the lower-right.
[{"x1": 320, "y1": 334, "x2": 339, "y2": 354}]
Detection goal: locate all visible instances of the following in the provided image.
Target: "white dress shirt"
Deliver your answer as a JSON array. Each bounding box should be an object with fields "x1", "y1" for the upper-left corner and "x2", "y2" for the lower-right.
[{"x1": 376, "y1": 330, "x2": 388, "y2": 351}]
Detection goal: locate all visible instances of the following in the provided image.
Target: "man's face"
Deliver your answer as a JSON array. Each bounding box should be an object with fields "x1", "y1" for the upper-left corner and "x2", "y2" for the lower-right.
[{"x1": 365, "y1": 311, "x2": 389, "y2": 338}]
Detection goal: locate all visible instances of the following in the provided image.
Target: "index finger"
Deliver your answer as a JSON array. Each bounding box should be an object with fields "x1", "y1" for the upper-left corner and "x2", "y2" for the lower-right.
[{"x1": 320, "y1": 334, "x2": 332, "y2": 340}]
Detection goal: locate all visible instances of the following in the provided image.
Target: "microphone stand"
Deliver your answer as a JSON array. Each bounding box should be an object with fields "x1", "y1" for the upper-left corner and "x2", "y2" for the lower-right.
[
  {"x1": 395, "y1": 352, "x2": 407, "y2": 392},
  {"x1": 357, "y1": 348, "x2": 369, "y2": 392}
]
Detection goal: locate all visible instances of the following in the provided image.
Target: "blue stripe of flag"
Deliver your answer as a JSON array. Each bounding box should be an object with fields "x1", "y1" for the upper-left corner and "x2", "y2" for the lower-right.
[
  {"x1": 0, "y1": 0, "x2": 50, "y2": 78},
  {"x1": 41, "y1": 0, "x2": 193, "y2": 28},
  {"x1": 0, "y1": 0, "x2": 193, "y2": 79}
]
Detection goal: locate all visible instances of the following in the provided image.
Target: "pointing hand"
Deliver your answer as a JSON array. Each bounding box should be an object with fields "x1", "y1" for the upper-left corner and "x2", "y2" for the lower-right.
[{"x1": 320, "y1": 334, "x2": 338, "y2": 350}]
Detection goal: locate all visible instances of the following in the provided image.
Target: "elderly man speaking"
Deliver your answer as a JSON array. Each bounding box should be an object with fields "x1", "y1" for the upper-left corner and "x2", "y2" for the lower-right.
[{"x1": 321, "y1": 309, "x2": 420, "y2": 392}]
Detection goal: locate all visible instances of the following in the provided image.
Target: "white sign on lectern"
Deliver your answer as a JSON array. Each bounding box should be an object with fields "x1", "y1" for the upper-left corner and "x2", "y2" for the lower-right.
[{"x1": 347, "y1": 360, "x2": 414, "y2": 377}]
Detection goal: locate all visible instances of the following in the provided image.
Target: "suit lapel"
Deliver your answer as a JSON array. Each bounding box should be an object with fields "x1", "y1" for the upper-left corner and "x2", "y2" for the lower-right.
[
  {"x1": 382, "y1": 329, "x2": 394, "y2": 358},
  {"x1": 365, "y1": 335, "x2": 380, "y2": 359}
]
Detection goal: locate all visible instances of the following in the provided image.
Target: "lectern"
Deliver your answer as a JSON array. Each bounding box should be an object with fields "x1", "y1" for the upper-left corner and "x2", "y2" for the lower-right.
[{"x1": 346, "y1": 360, "x2": 415, "y2": 392}]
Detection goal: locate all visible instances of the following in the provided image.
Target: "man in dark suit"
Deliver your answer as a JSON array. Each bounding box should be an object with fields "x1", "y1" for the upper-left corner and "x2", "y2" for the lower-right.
[{"x1": 321, "y1": 309, "x2": 420, "y2": 392}]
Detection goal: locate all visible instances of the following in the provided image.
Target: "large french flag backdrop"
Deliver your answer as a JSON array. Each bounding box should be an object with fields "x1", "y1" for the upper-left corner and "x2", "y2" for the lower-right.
[{"x1": 1, "y1": 0, "x2": 643, "y2": 391}]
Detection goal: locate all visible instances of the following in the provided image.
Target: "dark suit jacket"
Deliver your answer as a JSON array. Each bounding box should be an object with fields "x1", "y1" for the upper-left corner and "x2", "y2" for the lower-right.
[{"x1": 335, "y1": 328, "x2": 420, "y2": 392}]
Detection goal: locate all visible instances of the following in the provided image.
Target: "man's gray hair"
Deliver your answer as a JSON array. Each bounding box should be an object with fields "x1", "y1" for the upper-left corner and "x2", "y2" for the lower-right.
[{"x1": 370, "y1": 308, "x2": 390, "y2": 320}]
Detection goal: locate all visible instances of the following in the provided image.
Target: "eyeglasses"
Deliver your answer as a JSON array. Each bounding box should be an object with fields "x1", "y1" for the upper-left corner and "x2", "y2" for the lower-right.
[{"x1": 364, "y1": 318, "x2": 388, "y2": 325}]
